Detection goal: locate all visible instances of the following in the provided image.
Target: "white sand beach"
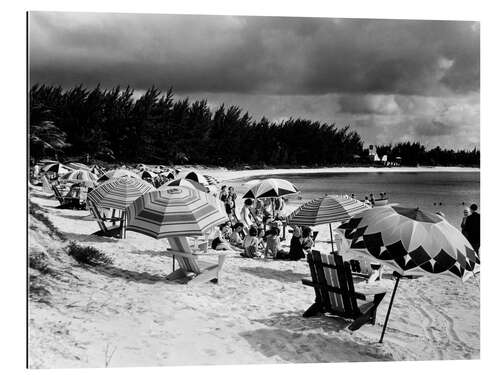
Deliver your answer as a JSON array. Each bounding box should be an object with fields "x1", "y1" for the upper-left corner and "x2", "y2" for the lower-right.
[{"x1": 28, "y1": 168, "x2": 480, "y2": 368}]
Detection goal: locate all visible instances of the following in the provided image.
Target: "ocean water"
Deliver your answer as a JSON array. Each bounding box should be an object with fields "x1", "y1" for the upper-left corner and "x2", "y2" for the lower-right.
[{"x1": 231, "y1": 171, "x2": 480, "y2": 229}]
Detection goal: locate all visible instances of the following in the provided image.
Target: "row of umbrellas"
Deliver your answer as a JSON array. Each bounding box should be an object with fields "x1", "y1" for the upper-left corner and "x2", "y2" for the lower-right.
[{"x1": 57, "y1": 166, "x2": 479, "y2": 344}]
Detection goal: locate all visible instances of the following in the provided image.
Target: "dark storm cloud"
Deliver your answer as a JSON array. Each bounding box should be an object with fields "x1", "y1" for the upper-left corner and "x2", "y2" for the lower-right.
[{"x1": 29, "y1": 12, "x2": 479, "y2": 96}]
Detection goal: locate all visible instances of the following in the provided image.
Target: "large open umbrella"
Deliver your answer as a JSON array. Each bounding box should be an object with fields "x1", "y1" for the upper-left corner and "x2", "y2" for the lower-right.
[
  {"x1": 243, "y1": 178, "x2": 299, "y2": 199},
  {"x1": 97, "y1": 168, "x2": 140, "y2": 183},
  {"x1": 88, "y1": 177, "x2": 155, "y2": 238},
  {"x1": 126, "y1": 186, "x2": 228, "y2": 239},
  {"x1": 60, "y1": 169, "x2": 98, "y2": 187},
  {"x1": 339, "y1": 205, "x2": 480, "y2": 343},
  {"x1": 287, "y1": 194, "x2": 370, "y2": 252}
]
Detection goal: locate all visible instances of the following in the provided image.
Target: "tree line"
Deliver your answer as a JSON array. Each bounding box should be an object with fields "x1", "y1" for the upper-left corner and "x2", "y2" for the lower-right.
[{"x1": 29, "y1": 84, "x2": 479, "y2": 167}]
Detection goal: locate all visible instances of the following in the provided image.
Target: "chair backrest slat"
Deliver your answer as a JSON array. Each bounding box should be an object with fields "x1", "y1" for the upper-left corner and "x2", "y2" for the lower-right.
[
  {"x1": 307, "y1": 250, "x2": 360, "y2": 316},
  {"x1": 167, "y1": 237, "x2": 201, "y2": 274}
]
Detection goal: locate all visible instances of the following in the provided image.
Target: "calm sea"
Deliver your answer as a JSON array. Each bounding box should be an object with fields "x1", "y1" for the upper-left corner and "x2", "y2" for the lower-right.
[{"x1": 232, "y1": 171, "x2": 480, "y2": 229}]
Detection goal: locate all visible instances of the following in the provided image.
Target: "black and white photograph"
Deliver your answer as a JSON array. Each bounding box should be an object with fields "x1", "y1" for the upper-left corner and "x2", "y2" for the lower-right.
[{"x1": 26, "y1": 5, "x2": 483, "y2": 370}]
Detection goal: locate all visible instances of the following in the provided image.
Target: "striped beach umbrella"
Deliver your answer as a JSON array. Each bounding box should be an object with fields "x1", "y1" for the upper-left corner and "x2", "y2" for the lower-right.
[
  {"x1": 203, "y1": 174, "x2": 220, "y2": 186},
  {"x1": 126, "y1": 186, "x2": 228, "y2": 239},
  {"x1": 338, "y1": 205, "x2": 480, "y2": 342},
  {"x1": 287, "y1": 195, "x2": 370, "y2": 252},
  {"x1": 88, "y1": 176, "x2": 155, "y2": 211},
  {"x1": 97, "y1": 168, "x2": 140, "y2": 183},
  {"x1": 60, "y1": 169, "x2": 98, "y2": 187},
  {"x1": 243, "y1": 178, "x2": 299, "y2": 199},
  {"x1": 160, "y1": 178, "x2": 207, "y2": 193},
  {"x1": 66, "y1": 162, "x2": 91, "y2": 171}
]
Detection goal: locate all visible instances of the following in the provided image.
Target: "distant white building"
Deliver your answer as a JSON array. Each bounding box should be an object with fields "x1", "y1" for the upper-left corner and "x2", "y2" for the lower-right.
[{"x1": 368, "y1": 145, "x2": 380, "y2": 162}]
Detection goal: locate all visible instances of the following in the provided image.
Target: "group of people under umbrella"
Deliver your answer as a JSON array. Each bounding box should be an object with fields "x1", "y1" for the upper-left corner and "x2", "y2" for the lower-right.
[{"x1": 33, "y1": 161, "x2": 480, "y2": 343}]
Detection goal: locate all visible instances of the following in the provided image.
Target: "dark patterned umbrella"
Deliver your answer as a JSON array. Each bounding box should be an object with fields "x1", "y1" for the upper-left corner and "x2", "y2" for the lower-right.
[{"x1": 339, "y1": 205, "x2": 480, "y2": 342}]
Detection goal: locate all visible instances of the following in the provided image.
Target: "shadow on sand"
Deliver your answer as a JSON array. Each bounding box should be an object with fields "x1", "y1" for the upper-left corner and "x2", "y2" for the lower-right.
[
  {"x1": 239, "y1": 327, "x2": 392, "y2": 363},
  {"x1": 88, "y1": 264, "x2": 178, "y2": 285},
  {"x1": 130, "y1": 249, "x2": 171, "y2": 258},
  {"x1": 60, "y1": 232, "x2": 119, "y2": 244},
  {"x1": 239, "y1": 266, "x2": 309, "y2": 283},
  {"x1": 251, "y1": 310, "x2": 351, "y2": 332}
]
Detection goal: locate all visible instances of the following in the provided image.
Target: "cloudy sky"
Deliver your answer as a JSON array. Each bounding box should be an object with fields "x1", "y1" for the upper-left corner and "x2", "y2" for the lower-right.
[{"x1": 29, "y1": 12, "x2": 480, "y2": 149}]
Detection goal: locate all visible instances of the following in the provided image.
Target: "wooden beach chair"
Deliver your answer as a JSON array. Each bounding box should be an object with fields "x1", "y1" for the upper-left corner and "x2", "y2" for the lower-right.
[
  {"x1": 42, "y1": 175, "x2": 54, "y2": 196},
  {"x1": 302, "y1": 250, "x2": 386, "y2": 331},
  {"x1": 166, "y1": 237, "x2": 226, "y2": 284},
  {"x1": 88, "y1": 200, "x2": 121, "y2": 238},
  {"x1": 52, "y1": 185, "x2": 79, "y2": 209}
]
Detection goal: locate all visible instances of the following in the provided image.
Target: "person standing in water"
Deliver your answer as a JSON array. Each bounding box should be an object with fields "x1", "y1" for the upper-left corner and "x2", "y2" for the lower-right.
[{"x1": 463, "y1": 203, "x2": 480, "y2": 255}]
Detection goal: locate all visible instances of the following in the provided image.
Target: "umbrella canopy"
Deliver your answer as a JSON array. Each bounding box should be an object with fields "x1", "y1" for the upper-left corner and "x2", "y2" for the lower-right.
[
  {"x1": 139, "y1": 170, "x2": 158, "y2": 179},
  {"x1": 203, "y1": 174, "x2": 220, "y2": 186},
  {"x1": 243, "y1": 178, "x2": 299, "y2": 199},
  {"x1": 88, "y1": 176, "x2": 155, "y2": 210},
  {"x1": 66, "y1": 162, "x2": 91, "y2": 171},
  {"x1": 287, "y1": 194, "x2": 370, "y2": 226},
  {"x1": 126, "y1": 186, "x2": 228, "y2": 239},
  {"x1": 97, "y1": 168, "x2": 140, "y2": 183},
  {"x1": 160, "y1": 178, "x2": 207, "y2": 193},
  {"x1": 178, "y1": 170, "x2": 210, "y2": 186},
  {"x1": 339, "y1": 205, "x2": 480, "y2": 280},
  {"x1": 42, "y1": 162, "x2": 72, "y2": 175},
  {"x1": 60, "y1": 169, "x2": 98, "y2": 187}
]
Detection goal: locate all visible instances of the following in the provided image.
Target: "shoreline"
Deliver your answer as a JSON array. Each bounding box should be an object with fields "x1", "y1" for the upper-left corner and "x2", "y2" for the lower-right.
[{"x1": 201, "y1": 166, "x2": 479, "y2": 182}]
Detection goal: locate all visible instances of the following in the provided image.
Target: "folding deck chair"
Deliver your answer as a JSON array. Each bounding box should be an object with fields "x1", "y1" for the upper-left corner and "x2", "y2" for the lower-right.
[
  {"x1": 52, "y1": 185, "x2": 79, "y2": 209},
  {"x1": 166, "y1": 237, "x2": 226, "y2": 284},
  {"x1": 87, "y1": 200, "x2": 121, "y2": 238},
  {"x1": 302, "y1": 250, "x2": 386, "y2": 331}
]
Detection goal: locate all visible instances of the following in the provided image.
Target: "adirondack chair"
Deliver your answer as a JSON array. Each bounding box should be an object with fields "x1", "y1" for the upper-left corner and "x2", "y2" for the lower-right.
[
  {"x1": 87, "y1": 200, "x2": 121, "y2": 238},
  {"x1": 166, "y1": 236, "x2": 226, "y2": 284},
  {"x1": 302, "y1": 250, "x2": 386, "y2": 331},
  {"x1": 52, "y1": 185, "x2": 79, "y2": 209}
]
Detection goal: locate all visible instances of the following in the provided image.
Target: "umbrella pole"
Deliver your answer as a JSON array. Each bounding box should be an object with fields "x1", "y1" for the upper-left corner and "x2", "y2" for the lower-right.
[
  {"x1": 121, "y1": 211, "x2": 126, "y2": 239},
  {"x1": 379, "y1": 274, "x2": 401, "y2": 343},
  {"x1": 329, "y1": 223, "x2": 335, "y2": 253}
]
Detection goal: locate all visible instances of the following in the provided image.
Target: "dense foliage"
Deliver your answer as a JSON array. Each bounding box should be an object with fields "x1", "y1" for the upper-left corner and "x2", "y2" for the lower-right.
[{"x1": 29, "y1": 84, "x2": 479, "y2": 167}]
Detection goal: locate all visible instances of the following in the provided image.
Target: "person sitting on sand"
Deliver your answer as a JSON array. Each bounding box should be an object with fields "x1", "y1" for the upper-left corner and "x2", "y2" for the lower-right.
[
  {"x1": 301, "y1": 226, "x2": 315, "y2": 254},
  {"x1": 289, "y1": 225, "x2": 305, "y2": 261},
  {"x1": 211, "y1": 223, "x2": 237, "y2": 251},
  {"x1": 230, "y1": 222, "x2": 245, "y2": 248},
  {"x1": 265, "y1": 227, "x2": 281, "y2": 259},
  {"x1": 242, "y1": 226, "x2": 261, "y2": 258}
]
